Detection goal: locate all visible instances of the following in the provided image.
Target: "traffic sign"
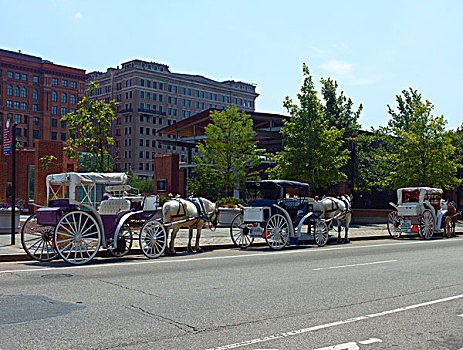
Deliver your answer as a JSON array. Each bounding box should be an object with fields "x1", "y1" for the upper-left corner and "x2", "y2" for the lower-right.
[{"x1": 3, "y1": 117, "x2": 12, "y2": 155}]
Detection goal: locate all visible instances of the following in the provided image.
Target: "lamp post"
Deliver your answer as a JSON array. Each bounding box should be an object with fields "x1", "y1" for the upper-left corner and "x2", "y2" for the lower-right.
[{"x1": 345, "y1": 138, "x2": 357, "y2": 198}]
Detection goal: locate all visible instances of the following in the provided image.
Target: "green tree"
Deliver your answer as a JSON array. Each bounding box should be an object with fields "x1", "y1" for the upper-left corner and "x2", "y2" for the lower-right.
[
  {"x1": 268, "y1": 64, "x2": 349, "y2": 191},
  {"x1": 127, "y1": 167, "x2": 154, "y2": 194},
  {"x1": 61, "y1": 81, "x2": 118, "y2": 172},
  {"x1": 190, "y1": 106, "x2": 260, "y2": 198},
  {"x1": 384, "y1": 88, "x2": 460, "y2": 189}
]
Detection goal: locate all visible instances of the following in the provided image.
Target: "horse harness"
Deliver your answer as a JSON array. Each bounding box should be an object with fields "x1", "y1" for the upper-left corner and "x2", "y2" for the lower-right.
[
  {"x1": 323, "y1": 196, "x2": 352, "y2": 220},
  {"x1": 170, "y1": 198, "x2": 214, "y2": 227}
]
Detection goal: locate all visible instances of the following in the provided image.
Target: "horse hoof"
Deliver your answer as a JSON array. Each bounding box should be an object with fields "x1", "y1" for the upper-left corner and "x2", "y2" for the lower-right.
[
  {"x1": 344, "y1": 239, "x2": 350, "y2": 243},
  {"x1": 195, "y1": 247, "x2": 203, "y2": 253},
  {"x1": 187, "y1": 247, "x2": 194, "y2": 253}
]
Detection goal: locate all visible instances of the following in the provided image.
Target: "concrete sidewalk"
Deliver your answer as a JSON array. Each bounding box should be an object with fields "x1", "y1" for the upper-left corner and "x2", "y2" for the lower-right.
[{"x1": 1, "y1": 221, "x2": 461, "y2": 262}]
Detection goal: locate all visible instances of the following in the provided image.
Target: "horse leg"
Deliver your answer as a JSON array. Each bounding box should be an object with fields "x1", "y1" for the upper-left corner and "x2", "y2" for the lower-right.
[
  {"x1": 195, "y1": 224, "x2": 203, "y2": 253},
  {"x1": 168, "y1": 225, "x2": 179, "y2": 255},
  {"x1": 187, "y1": 226, "x2": 194, "y2": 252},
  {"x1": 337, "y1": 220, "x2": 342, "y2": 243},
  {"x1": 344, "y1": 214, "x2": 351, "y2": 243}
]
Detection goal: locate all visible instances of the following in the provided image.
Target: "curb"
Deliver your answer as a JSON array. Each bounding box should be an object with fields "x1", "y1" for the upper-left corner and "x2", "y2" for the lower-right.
[{"x1": 0, "y1": 235, "x2": 392, "y2": 263}]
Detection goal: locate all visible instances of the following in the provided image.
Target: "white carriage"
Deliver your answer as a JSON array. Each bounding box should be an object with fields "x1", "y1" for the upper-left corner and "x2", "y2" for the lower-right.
[
  {"x1": 387, "y1": 187, "x2": 449, "y2": 239},
  {"x1": 20, "y1": 172, "x2": 167, "y2": 265}
]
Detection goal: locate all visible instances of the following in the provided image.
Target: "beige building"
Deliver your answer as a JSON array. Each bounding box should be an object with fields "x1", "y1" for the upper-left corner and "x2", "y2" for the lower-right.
[{"x1": 88, "y1": 59, "x2": 258, "y2": 178}]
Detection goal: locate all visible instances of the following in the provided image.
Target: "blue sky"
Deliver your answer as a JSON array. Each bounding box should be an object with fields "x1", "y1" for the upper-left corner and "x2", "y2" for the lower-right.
[{"x1": 3, "y1": 0, "x2": 462, "y2": 129}]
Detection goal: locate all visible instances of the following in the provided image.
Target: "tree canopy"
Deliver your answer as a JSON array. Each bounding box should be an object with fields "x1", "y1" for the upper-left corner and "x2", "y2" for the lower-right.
[
  {"x1": 381, "y1": 88, "x2": 460, "y2": 189},
  {"x1": 61, "y1": 81, "x2": 118, "y2": 172},
  {"x1": 188, "y1": 106, "x2": 260, "y2": 199},
  {"x1": 267, "y1": 64, "x2": 349, "y2": 192}
]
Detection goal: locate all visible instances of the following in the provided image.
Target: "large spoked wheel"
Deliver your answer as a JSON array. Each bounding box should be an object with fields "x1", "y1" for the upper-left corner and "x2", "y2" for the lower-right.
[
  {"x1": 387, "y1": 211, "x2": 401, "y2": 239},
  {"x1": 21, "y1": 214, "x2": 57, "y2": 262},
  {"x1": 419, "y1": 209, "x2": 434, "y2": 239},
  {"x1": 111, "y1": 223, "x2": 133, "y2": 257},
  {"x1": 314, "y1": 220, "x2": 329, "y2": 247},
  {"x1": 54, "y1": 211, "x2": 101, "y2": 265},
  {"x1": 139, "y1": 220, "x2": 167, "y2": 259},
  {"x1": 265, "y1": 214, "x2": 290, "y2": 250},
  {"x1": 230, "y1": 214, "x2": 254, "y2": 249}
]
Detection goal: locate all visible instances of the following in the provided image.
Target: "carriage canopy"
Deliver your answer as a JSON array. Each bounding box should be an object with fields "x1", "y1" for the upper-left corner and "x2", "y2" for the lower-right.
[
  {"x1": 397, "y1": 187, "x2": 443, "y2": 205},
  {"x1": 46, "y1": 172, "x2": 128, "y2": 205},
  {"x1": 245, "y1": 180, "x2": 310, "y2": 201}
]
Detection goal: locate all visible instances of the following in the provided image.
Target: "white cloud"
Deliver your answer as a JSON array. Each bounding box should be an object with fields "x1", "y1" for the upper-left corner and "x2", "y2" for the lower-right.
[
  {"x1": 319, "y1": 60, "x2": 353, "y2": 76},
  {"x1": 75, "y1": 12, "x2": 83, "y2": 20},
  {"x1": 319, "y1": 60, "x2": 383, "y2": 86}
]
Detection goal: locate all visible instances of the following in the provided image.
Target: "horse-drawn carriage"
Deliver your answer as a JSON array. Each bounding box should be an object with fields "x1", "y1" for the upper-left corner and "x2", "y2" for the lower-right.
[
  {"x1": 21, "y1": 172, "x2": 167, "y2": 265},
  {"x1": 387, "y1": 187, "x2": 457, "y2": 239},
  {"x1": 229, "y1": 180, "x2": 352, "y2": 250}
]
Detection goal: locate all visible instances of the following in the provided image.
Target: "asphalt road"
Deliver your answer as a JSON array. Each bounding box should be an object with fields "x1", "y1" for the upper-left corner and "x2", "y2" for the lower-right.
[{"x1": 1, "y1": 237, "x2": 462, "y2": 350}]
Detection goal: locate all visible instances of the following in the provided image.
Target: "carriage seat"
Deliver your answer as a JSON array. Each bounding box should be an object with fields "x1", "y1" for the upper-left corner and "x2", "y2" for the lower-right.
[{"x1": 98, "y1": 198, "x2": 131, "y2": 215}]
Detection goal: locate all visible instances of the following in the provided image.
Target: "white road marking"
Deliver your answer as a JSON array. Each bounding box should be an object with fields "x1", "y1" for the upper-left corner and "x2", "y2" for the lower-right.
[
  {"x1": 312, "y1": 260, "x2": 397, "y2": 271},
  {"x1": 358, "y1": 338, "x2": 382, "y2": 345},
  {"x1": 0, "y1": 238, "x2": 460, "y2": 274},
  {"x1": 205, "y1": 294, "x2": 463, "y2": 350},
  {"x1": 458, "y1": 314, "x2": 463, "y2": 318}
]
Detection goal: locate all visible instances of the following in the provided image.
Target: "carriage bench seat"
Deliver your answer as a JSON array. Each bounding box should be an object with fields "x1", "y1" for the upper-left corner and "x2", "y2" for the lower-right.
[{"x1": 98, "y1": 198, "x2": 131, "y2": 215}]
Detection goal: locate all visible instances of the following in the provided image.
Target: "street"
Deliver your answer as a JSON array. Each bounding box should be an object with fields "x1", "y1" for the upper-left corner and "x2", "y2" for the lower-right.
[{"x1": 1, "y1": 237, "x2": 462, "y2": 349}]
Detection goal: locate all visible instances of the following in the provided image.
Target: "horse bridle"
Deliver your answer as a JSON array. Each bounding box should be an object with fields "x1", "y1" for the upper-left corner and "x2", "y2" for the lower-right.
[{"x1": 207, "y1": 208, "x2": 219, "y2": 231}]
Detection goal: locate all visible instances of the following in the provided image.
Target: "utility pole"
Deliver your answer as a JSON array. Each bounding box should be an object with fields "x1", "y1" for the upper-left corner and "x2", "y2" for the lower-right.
[{"x1": 11, "y1": 123, "x2": 16, "y2": 245}]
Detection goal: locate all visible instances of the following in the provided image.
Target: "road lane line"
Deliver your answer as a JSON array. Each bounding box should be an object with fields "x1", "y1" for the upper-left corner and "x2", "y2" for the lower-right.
[
  {"x1": 205, "y1": 294, "x2": 463, "y2": 350},
  {"x1": 0, "y1": 238, "x2": 461, "y2": 274},
  {"x1": 458, "y1": 314, "x2": 463, "y2": 318},
  {"x1": 358, "y1": 338, "x2": 382, "y2": 345},
  {"x1": 312, "y1": 260, "x2": 397, "y2": 271}
]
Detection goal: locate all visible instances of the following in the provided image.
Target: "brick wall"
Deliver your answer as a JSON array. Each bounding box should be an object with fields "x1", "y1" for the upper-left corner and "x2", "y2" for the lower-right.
[{"x1": 153, "y1": 153, "x2": 185, "y2": 197}]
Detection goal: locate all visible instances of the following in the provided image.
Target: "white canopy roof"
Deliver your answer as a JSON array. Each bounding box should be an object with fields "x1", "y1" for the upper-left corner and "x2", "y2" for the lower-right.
[
  {"x1": 397, "y1": 187, "x2": 443, "y2": 204},
  {"x1": 46, "y1": 172, "x2": 127, "y2": 186},
  {"x1": 46, "y1": 172, "x2": 128, "y2": 202}
]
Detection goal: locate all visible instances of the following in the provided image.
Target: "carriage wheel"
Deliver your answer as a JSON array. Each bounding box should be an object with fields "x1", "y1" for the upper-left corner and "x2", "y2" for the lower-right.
[
  {"x1": 139, "y1": 220, "x2": 167, "y2": 259},
  {"x1": 265, "y1": 214, "x2": 290, "y2": 250},
  {"x1": 54, "y1": 211, "x2": 101, "y2": 265},
  {"x1": 419, "y1": 210, "x2": 434, "y2": 239},
  {"x1": 110, "y1": 223, "x2": 133, "y2": 257},
  {"x1": 230, "y1": 214, "x2": 254, "y2": 249},
  {"x1": 314, "y1": 220, "x2": 329, "y2": 247},
  {"x1": 21, "y1": 214, "x2": 57, "y2": 262},
  {"x1": 387, "y1": 211, "x2": 401, "y2": 239}
]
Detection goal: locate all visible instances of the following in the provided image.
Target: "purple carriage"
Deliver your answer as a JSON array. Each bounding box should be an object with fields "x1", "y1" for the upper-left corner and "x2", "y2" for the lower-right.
[{"x1": 20, "y1": 172, "x2": 167, "y2": 265}]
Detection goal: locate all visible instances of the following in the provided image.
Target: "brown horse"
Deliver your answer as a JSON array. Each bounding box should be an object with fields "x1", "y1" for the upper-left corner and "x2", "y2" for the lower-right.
[{"x1": 444, "y1": 201, "x2": 458, "y2": 238}]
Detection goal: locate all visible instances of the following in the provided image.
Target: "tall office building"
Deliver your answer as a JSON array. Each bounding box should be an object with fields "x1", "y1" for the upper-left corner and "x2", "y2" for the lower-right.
[
  {"x1": 0, "y1": 49, "x2": 87, "y2": 148},
  {"x1": 88, "y1": 59, "x2": 259, "y2": 178}
]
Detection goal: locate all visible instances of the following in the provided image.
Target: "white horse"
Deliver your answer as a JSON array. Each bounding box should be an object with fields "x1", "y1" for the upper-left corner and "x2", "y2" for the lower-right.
[
  {"x1": 319, "y1": 194, "x2": 353, "y2": 243},
  {"x1": 162, "y1": 197, "x2": 218, "y2": 255}
]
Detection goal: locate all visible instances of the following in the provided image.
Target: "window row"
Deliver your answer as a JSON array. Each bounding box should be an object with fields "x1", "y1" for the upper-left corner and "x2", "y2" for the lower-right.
[
  {"x1": 7, "y1": 71, "x2": 36, "y2": 82},
  {"x1": 51, "y1": 91, "x2": 76, "y2": 104},
  {"x1": 51, "y1": 106, "x2": 76, "y2": 115},
  {"x1": 51, "y1": 78, "x2": 77, "y2": 88},
  {"x1": 6, "y1": 100, "x2": 38, "y2": 110}
]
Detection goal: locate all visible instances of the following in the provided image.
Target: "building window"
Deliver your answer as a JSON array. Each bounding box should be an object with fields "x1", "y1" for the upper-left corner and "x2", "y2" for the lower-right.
[
  {"x1": 152, "y1": 140, "x2": 156, "y2": 147},
  {"x1": 51, "y1": 132, "x2": 57, "y2": 140},
  {"x1": 22, "y1": 74, "x2": 27, "y2": 81},
  {"x1": 139, "y1": 163, "x2": 143, "y2": 170},
  {"x1": 140, "y1": 127, "x2": 144, "y2": 134},
  {"x1": 51, "y1": 106, "x2": 57, "y2": 114},
  {"x1": 14, "y1": 101, "x2": 20, "y2": 109},
  {"x1": 7, "y1": 85, "x2": 13, "y2": 96},
  {"x1": 62, "y1": 80, "x2": 68, "y2": 87},
  {"x1": 61, "y1": 107, "x2": 67, "y2": 115},
  {"x1": 15, "y1": 72, "x2": 20, "y2": 80},
  {"x1": 52, "y1": 78, "x2": 58, "y2": 85},
  {"x1": 60, "y1": 133, "x2": 66, "y2": 141},
  {"x1": 8, "y1": 71, "x2": 13, "y2": 79},
  {"x1": 7, "y1": 100, "x2": 12, "y2": 107},
  {"x1": 159, "y1": 83, "x2": 163, "y2": 90},
  {"x1": 15, "y1": 114, "x2": 21, "y2": 124},
  {"x1": 33, "y1": 117, "x2": 39, "y2": 126},
  {"x1": 71, "y1": 81, "x2": 77, "y2": 88},
  {"x1": 139, "y1": 151, "x2": 143, "y2": 159},
  {"x1": 139, "y1": 139, "x2": 143, "y2": 146},
  {"x1": 21, "y1": 102, "x2": 26, "y2": 110},
  {"x1": 33, "y1": 76, "x2": 39, "y2": 83},
  {"x1": 52, "y1": 91, "x2": 57, "y2": 102},
  {"x1": 61, "y1": 93, "x2": 67, "y2": 103},
  {"x1": 33, "y1": 130, "x2": 39, "y2": 139},
  {"x1": 51, "y1": 119, "x2": 57, "y2": 127},
  {"x1": 141, "y1": 79, "x2": 145, "y2": 87},
  {"x1": 33, "y1": 89, "x2": 38, "y2": 99},
  {"x1": 70, "y1": 95, "x2": 76, "y2": 104},
  {"x1": 32, "y1": 104, "x2": 38, "y2": 111},
  {"x1": 140, "y1": 91, "x2": 145, "y2": 98},
  {"x1": 15, "y1": 86, "x2": 20, "y2": 97},
  {"x1": 61, "y1": 121, "x2": 66, "y2": 128},
  {"x1": 145, "y1": 139, "x2": 149, "y2": 147},
  {"x1": 156, "y1": 179, "x2": 167, "y2": 191}
]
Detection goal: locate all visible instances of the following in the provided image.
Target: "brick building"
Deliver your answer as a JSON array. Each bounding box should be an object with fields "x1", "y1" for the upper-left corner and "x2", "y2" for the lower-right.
[
  {"x1": 0, "y1": 140, "x2": 76, "y2": 212},
  {"x1": 88, "y1": 59, "x2": 259, "y2": 179},
  {"x1": 0, "y1": 48, "x2": 87, "y2": 149}
]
